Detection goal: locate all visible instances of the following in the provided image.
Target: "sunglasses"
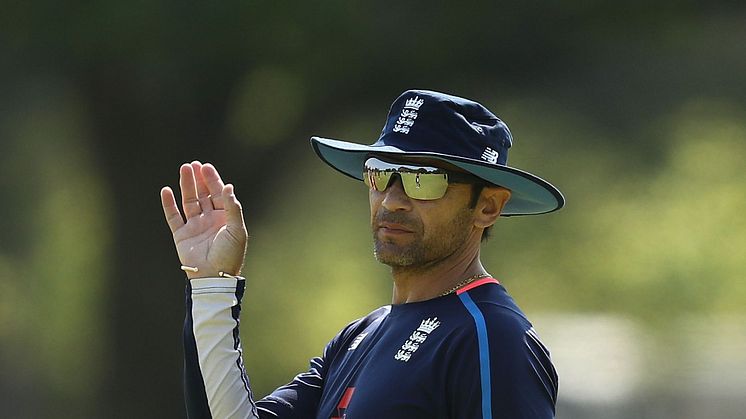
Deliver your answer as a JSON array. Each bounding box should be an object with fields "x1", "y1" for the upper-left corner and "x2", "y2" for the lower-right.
[{"x1": 363, "y1": 157, "x2": 482, "y2": 200}]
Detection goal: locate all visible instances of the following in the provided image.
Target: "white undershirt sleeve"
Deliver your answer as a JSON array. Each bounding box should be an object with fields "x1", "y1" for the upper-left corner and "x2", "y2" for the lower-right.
[{"x1": 188, "y1": 277, "x2": 258, "y2": 419}]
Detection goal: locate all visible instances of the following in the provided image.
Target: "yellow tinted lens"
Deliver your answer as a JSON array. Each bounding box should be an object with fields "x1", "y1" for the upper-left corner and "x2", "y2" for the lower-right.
[
  {"x1": 400, "y1": 172, "x2": 449, "y2": 200},
  {"x1": 363, "y1": 170, "x2": 393, "y2": 191}
]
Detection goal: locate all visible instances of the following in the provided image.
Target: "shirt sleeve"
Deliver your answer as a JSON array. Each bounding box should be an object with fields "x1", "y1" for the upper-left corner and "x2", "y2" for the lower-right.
[
  {"x1": 184, "y1": 277, "x2": 259, "y2": 419},
  {"x1": 184, "y1": 277, "x2": 360, "y2": 419},
  {"x1": 253, "y1": 352, "x2": 327, "y2": 417},
  {"x1": 446, "y1": 300, "x2": 558, "y2": 419}
]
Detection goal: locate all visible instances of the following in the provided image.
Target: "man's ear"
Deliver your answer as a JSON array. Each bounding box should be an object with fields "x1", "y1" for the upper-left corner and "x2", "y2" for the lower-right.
[{"x1": 474, "y1": 186, "x2": 511, "y2": 229}]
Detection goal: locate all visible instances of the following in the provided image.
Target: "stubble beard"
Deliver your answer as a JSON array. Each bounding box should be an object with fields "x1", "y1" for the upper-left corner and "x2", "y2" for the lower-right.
[{"x1": 372, "y1": 207, "x2": 474, "y2": 270}]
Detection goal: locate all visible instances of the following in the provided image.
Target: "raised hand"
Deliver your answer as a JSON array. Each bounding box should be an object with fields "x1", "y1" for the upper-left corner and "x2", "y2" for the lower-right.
[{"x1": 161, "y1": 161, "x2": 248, "y2": 279}]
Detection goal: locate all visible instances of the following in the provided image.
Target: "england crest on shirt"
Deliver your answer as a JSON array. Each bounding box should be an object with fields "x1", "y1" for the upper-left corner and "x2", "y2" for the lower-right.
[{"x1": 394, "y1": 317, "x2": 441, "y2": 362}]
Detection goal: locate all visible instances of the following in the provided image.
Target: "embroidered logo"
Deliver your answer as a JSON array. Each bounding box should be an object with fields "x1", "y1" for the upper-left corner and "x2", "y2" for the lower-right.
[
  {"x1": 347, "y1": 332, "x2": 368, "y2": 351},
  {"x1": 394, "y1": 317, "x2": 441, "y2": 362},
  {"x1": 393, "y1": 96, "x2": 424, "y2": 134},
  {"x1": 481, "y1": 147, "x2": 499, "y2": 164},
  {"x1": 470, "y1": 122, "x2": 485, "y2": 134}
]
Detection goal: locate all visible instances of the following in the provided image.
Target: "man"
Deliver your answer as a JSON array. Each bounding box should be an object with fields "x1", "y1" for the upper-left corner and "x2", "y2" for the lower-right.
[{"x1": 161, "y1": 90, "x2": 564, "y2": 419}]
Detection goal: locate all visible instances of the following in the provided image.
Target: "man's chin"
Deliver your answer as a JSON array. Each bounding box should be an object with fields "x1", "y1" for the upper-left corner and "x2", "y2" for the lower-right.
[
  {"x1": 373, "y1": 242, "x2": 419, "y2": 267},
  {"x1": 375, "y1": 254, "x2": 411, "y2": 267}
]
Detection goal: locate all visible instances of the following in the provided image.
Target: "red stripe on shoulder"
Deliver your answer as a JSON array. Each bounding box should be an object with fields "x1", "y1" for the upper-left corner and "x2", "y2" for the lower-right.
[{"x1": 456, "y1": 277, "x2": 499, "y2": 295}]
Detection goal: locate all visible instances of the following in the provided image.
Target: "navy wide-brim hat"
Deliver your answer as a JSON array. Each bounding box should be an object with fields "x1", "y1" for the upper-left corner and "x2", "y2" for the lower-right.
[{"x1": 310, "y1": 89, "x2": 565, "y2": 216}]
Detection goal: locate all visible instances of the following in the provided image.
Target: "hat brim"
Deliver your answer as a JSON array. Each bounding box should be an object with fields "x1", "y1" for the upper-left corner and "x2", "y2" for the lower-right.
[{"x1": 311, "y1": 137, "x2": 565, "y2": 216}]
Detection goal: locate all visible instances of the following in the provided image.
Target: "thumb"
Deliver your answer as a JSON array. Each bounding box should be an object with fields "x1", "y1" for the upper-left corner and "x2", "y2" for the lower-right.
[{"x1": 223, "y1": 184, "x2": 247, "y2": 235}]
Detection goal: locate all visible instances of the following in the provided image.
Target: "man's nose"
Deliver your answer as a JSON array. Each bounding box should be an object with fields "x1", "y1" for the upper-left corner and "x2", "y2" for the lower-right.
[{"x1": 381, "y1": 175, "x2": 412, "y2": 211}]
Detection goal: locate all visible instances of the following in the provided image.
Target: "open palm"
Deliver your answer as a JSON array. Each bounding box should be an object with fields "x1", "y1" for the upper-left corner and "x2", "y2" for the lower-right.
[{"x1": 161, "y1": 161, "x2": 247, "y2": 279}]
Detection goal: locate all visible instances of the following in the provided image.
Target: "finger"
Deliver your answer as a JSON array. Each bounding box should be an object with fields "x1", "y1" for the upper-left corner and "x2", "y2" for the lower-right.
[
  {"x1": 160, "y1": 186, "x2": 185, "y2": 233},
  {"x1": 201, "y1": 163, "x2": 226, "y2": 209},
  {"x1": 191, "y1": 160, "x2": 214, "y2": 212},
  {"x1": 179, "y1": 163, "x2": 202, "y2": 219},
  {"x1": 223, "y1": 183, "x2": 248, "y2": 243}
]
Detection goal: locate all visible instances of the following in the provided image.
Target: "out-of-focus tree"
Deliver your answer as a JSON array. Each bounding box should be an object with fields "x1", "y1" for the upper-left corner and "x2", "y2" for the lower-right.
[{"x1": 0, "y1": 81, "x2": 110, "y2": 418}]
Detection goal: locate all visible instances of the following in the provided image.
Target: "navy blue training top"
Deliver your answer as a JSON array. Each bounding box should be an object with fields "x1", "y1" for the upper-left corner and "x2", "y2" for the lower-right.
[
  {"x1": 184, "y1": 277, "x2": 558, "y2": 419},
  {"x1": 256, "y1": 278, "x2": 557, "y2": 418}
]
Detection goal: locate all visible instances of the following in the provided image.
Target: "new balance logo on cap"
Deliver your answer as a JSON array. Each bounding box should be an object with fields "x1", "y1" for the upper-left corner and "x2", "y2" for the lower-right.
[{"x1": 481, "y1": 147, "x2": 499, "y2": 164}]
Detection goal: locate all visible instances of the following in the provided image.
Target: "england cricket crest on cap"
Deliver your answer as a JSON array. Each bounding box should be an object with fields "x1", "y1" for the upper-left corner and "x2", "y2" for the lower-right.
[
  {"x1": 393, "y1": 96, "x2": 424, "y2": 134},
  {"x1": 394, "y1": 317, "x2": 441, "y2": 362}
]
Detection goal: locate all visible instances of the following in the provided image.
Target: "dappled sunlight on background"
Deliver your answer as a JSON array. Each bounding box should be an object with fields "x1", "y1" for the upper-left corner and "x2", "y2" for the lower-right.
[
  {"x1": 493, "y1": 98, "x2": 746, "y2": 317},
  {"x1": 0, "y1": 80, "x2": 111, "y2": 417},
  {"x1": 538, "y1": 313, "x2": 746, "y2": 419}
]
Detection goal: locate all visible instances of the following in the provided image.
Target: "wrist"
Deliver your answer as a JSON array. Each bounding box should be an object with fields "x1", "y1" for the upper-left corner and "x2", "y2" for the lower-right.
[{"x1": 180, "y1": 265, "x2": 241, "y2": 280}]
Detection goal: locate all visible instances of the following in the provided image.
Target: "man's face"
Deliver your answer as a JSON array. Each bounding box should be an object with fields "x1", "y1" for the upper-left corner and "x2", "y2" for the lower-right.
[{"x1": 368, "y1": 158, "x2": 479, "y2": 269}]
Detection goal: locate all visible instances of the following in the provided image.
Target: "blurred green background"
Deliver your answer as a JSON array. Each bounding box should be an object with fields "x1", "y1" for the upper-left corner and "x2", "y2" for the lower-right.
[{"x1": 1, "y1": 1, "x2": 745, "y2": 418}]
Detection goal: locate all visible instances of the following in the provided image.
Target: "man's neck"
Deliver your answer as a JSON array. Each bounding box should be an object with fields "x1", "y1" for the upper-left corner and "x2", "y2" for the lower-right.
[{"x1": 389, "y1": 241, "x2": 488, "y2": 304}]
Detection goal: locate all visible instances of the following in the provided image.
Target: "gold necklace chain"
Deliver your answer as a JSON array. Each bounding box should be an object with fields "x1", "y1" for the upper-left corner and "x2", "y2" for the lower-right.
[{"x1": 440, "y1": 273, "x2": 491, "y2": 297}]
